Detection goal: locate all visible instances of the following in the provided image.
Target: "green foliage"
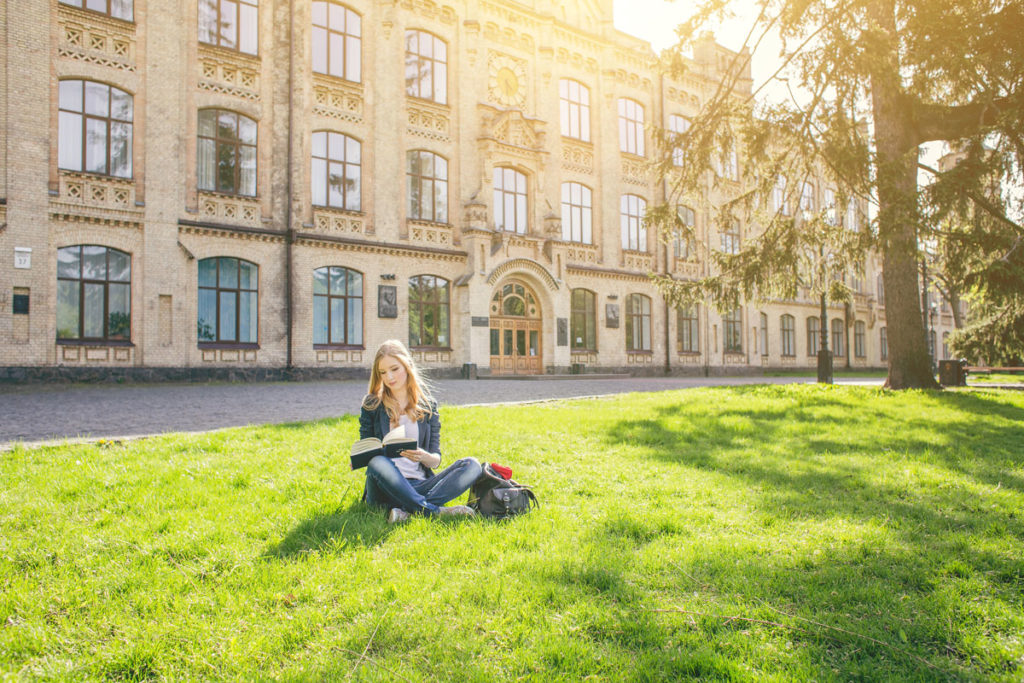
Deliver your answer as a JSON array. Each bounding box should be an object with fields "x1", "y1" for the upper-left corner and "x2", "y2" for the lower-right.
[{"x1": 2, "y1": 386, "x2": 1024, "y2": 679}]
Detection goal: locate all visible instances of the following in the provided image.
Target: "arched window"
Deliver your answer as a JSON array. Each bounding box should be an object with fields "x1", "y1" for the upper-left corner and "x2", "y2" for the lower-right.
[
  {"x1": 667, "y1": 114, "x2": 690, "y2": 166},
  {"x1": 409, "y1": 275, "x2": 450, "y2": 348},
  {"x1": 405, "y1": 30, "x2": 447, "y2": 104},
  {"x1": 198, "y1": 109, "x2": 257, "y2": 196},
  {"x1": 494, "y1": 167, "x2": 527, "y2": 233},
  {"x1": 781, "y1": 314, "x2": 796, "y2": 357},
  {"x1": 313, "y1": 266, "x2": 362, "y2": 346},
  {"x1": 571, "y1": 289, "x2": 596, "y2": 351},
  {"x1": 880, "y1": 327, "x2": 888, "y2": 361},
  {"x1": 618, "y1": 98, "x2": 644, "y2": 155},
  {"x1": 312, "y1": 2, "x2": 361, "y2": 82},
  {"x1": 560, "y1": 182, "x2": 592, "y2": 243},
  {"x1": 312, "y1": 131, "x2": 360, "y2": 210},
  {"x1": 720, "y1": 219, "x2": 741, "y2": 255},
  {"x1": 807, "y1": 316, "x2": 820, "y2": 355},
  {"x1": 800, "y1": 182, "x2": 815, "y2": 212},
  {"x1": 56, "y1": 246, "x2": 131, "y2": 341},
  {"x1": 58, "y1": 80, "x2": 133, "y2": 178},
  {"x1": 674, "y1": 205, "x2": 696, "y2": 259},
  {"x1": 407, "y1": 150, "x2": 448, "y2": 222},
  {"x1": 832, "y1": 318, "x2": 845, "y2": 357},
  {"x1": 626, "y1": 293, "x2": 651, "y2": 352},
  {"x1": 855, "y1": 320, "x2": 867, "y2": 358},
  {"x1": 59, "y1": 0, "x2": 133, "y2": 20},
  {"x1": 677, "y1": 305, "x2": 699, "y2": 353},
  {"x1": 559, "y1": 79, "x2": 590, "y2": 141},
  {"x1": 723, "y1": 309, "x2": 742, "y2": 353},
  {"x1": 760, "y1": 312, "x2": 769, "y2": 356},
  {"x1": 199, "y1": 0, "x2": 258, "y2": 55},
  {"x1": 620, "y1": 194, "x2": 647, "y2": 251},
  {"x1": 198, "y1": 257, "x2": 258, "y2": 344}
]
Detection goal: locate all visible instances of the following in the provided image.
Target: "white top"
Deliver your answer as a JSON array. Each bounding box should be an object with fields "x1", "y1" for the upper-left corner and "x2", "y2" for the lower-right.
[{"x1": 393, "y1": 414, "x2": 425, "y2": 480}]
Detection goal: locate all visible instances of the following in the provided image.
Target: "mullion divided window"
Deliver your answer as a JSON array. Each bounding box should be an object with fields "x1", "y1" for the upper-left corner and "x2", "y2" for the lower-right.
[
  {"x1": 407, "y1": 150, "x2": 448, "y2": 222},
  {"x1": 312, "y1": 2, "x2": 361, "y2": 82},
  {"x1": 626, "y1": 293, "x2": 651, "y2": 352},
  {"x1": 570, "y1": 289, "x2": 596, "y2": 351},
  {"x1": 198, "y1": 257, "x2": 258, "y2": 344},
  {"x1": 56, "y1": 245, "x2": 131, "y2": 341},
  {"x1": 198, "y1": 109, "x2": 257, "y2": 196},
  {"x1": 724, "y1": 309, "x2": 742, "y2": 353},
  {"x1": 313, "y1": 266, "x2": 362, "y2": 346},
  {"x1": 58, "y1": 80, "x2": 133, "y2": 178},
  {"x1": 620, "y1": 194, "x2": 647, "y2": 251},
  {"x1": 494, "y1": 167, "x2": 527, "y2": 234},
  {"x1": 199, "y1": 0, "x2": 258, "y2": 55},
  {"x1": 560, "y1": 182, "x2": 592, "y2": 243},
  {"x1": 405, "y1": 30, "x2": 447, "y2": 104},
  {"x1": 59, "y1": 0, "x2": 133, "y2": 21},
  {"x1": 559, "y1": 79, "x2": 590, "y2": 141},
  {"x1": 781, "y1": 314, "x2": 795, "y2": 356},
  {"x1": 618, "y1": 98, "x2": 644, "y2": 155},
  {"x1": 312, "y1": 131, "x2": 361, "y2": 210},
  {"x1": 677, "y1": 305, "x2": 699, "y2": 353},
  {"x1": 408, "y1": 275, "x2": 450, "y2": 349}
]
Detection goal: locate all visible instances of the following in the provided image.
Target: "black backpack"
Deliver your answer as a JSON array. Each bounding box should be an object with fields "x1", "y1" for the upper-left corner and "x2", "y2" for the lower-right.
[{"x1": 467, "y1": 463, "x2": 539, "y2": 519}]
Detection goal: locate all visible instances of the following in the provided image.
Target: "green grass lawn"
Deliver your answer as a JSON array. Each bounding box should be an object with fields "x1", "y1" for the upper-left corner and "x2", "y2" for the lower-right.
[
  {"x1": 968, "y1": 373, "x2": 1024, "y2": 385},
  {"x1": 2, "y1": 385, "x2": 1023, "y2": 681}
]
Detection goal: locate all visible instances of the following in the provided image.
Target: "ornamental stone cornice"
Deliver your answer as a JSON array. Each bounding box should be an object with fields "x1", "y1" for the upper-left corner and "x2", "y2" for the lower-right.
[{"x1": 486, "y1": 258, "x2": 560, "y2": 291}]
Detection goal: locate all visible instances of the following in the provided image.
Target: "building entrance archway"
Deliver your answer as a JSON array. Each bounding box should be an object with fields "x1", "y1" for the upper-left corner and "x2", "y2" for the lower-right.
[{"x1": 489, "y1": 279, "x2": 542, "y2": 375}]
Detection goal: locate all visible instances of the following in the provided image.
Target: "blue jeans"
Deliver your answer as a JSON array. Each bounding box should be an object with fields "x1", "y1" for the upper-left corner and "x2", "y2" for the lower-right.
[{"x1": 364, "y1": 456, "x2": 482, "y2": 515}]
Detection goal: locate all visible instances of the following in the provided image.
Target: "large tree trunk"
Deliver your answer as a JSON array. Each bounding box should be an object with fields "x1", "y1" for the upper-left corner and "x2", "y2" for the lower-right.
[{"x1": 869, "y1": 0, "x2": 940, "y2": 390}]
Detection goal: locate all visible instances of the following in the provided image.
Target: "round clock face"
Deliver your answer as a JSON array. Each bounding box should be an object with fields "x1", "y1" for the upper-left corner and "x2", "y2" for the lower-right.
[{"x1": 489, "y1": 56, "x2": 526, "y2": 107}]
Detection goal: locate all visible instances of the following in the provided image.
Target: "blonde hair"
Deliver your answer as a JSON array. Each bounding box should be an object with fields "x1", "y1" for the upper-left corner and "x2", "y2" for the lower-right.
[{"x1": 363, "y1": 339, "x2": 434, "y2": 422}]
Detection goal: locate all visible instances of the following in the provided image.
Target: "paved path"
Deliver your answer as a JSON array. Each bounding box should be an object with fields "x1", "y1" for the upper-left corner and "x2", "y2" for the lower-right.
[{"x1": 0, "y1": 375, "x2": 882, "y2": 446}]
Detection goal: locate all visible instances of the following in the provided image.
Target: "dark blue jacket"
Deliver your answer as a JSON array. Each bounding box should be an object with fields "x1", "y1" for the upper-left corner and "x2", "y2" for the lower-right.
[{"x1": 358, "y1": 398, "x2": 441, "y2": 477}]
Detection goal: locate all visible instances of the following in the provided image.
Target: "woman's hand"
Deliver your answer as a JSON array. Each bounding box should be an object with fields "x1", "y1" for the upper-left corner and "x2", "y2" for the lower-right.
[{"x1": 400, "y1": 448, "x2": 440, "y2": 469}]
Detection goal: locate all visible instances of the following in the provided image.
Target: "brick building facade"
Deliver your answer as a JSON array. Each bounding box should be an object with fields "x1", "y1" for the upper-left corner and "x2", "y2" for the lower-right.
[{"x1": 0, "y1": 0, "x2": 959, "y2": 380}]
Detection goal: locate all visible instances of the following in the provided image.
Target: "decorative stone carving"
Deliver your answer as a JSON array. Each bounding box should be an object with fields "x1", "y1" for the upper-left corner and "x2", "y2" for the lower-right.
[
  {"x1": 675, "y1": 261, "x2": 700, "y2": 279},
  {"x1": 408, "y1": 220, "x2": 452, "y2": 246},
  {"x1": 487, "y1": 51, "x2": 527, "y2": 108},
  {"x1": 479, "y1": 105, "x2": 546, "y2": 158},
  {"x1": 197, "y1": 46, "x2": 261, "y2": 102},
  {"x1": 198, "y1": 192, "x2": 262, "y2": 228},
  {"x1": 407, "y1": 100, "x2": 450, "y2": 141},
  {"x1": 50, "y1": 172, "x2": 142, "y2": 227},
  {"x1": 622, "y1": 157, "x2": 649, "y2": 186},
  {"x1": 58, "y1": 4, "x2": 136, "y2": 72},
  {"x1": 566, "y1": 243, "x2": 598, "y2": 265},
  {"x1": 313, "y1": 76, "x2": 363, "y2": 123},
  {"x1": 561, "y1": 140, "x2": 594, "y2": 174},
  {"x1": 312, "y1": 208, "x2": 366, "y2": 235},
  {"x1": 400, "y1": 0, "x2": 457, "y2": 25},
  {"x1": 624, "y1": 251, "x2": 653, "y2": 273}
]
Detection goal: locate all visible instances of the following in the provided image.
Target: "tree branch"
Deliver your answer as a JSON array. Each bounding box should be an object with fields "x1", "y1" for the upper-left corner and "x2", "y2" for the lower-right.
[
  {"x1": 917, "y1": 162, "x2": 1024, "y2": 237},
  {"x1": 914, "y1": 90, "x2": 1024, "y2": 145}
]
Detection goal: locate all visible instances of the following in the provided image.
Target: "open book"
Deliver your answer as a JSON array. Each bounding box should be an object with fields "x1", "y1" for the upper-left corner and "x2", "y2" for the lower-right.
[{"x1": 350, "y1": 425, "x2": 417, "y2": 470}]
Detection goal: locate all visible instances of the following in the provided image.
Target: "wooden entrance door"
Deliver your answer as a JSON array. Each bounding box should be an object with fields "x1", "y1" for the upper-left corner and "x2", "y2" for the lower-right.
[{"x1": 488, "y1": 280, "x2": 542, "y2": 375}]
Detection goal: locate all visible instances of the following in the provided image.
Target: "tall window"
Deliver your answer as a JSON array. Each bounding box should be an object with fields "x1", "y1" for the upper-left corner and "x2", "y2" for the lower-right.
[
  {"x1": 405, "y1": 30, "x2": 447, "y2": 104},
  {"x1": 880, "y1": 327, "x2": 888, "y2": 361},
  {"x1": 56, "y1": 246, "x2": 131, "y2": 341},
  {"x1": 677, "y1": 305, "x2": 699, "y2": 353},
  {"x1": 198, "y1": 257, "x2": 258, "y2": 344},
  {"x1": 928, "y1": 330, "x2": 936, "y2": 359},
  {"x1": 312, "y1": 2, "x2": 361, "y2": 82},
  {"x1": 311, "y1": 131, "x2": 360, "y2": 210},
  {"x1": 199, "y1": 0, "x2": 258, "y2": 55},
  {"x1": 877, "y1": 273, "x2": 885, "y2": 306},
  {"x1": 408, "y1": 275, "x2": 450, "y2": 348},
  {"x1": 674, "y1": 205, "x2": 695, "y2": 259},
  {"x1": 855, "y1": 320, "x2": 866, "y2": 358},
  {"x1": 60, "y1": 0, "x2": 132, "y2": 21},
  {"x1": 720, "y1": 219, "x2": 741, "y2": 255},
  {"x1": 774, "y1": 175, "x2": 790, "y2": 215},
  {"x1": 313, "y1": 266, "x2": 362, "y2": 346},
  {"x1": 807, "y1": 316, "x2": 820, "y2": 355},
  {"x1": 618, "y1": 98, "x2": 644, "y2": 156},
  {"x1": 760, "y1": 312, "x2": 768, "y2": 356},
  {"x1": 570, "y1": 289, "x2": 596, "y2": 351},
  {"x1": 781, "y1": 314, "x2": 796, "y2": 357},
  {"x1": 58, "y1": 80, "x2": 133, "y2": 178},
  {"x1": 559, "y1": 79, "x2": 590, "y2": 141},
  {"x1": 832, "y1": 318, "x2": 845, "y2": 357},
  {"x1": 494, "y1": 167, "x2": 527, "y2": 233},
  {"x1": 407, "y1": 150, "x2": 448, "y2": 222},
  {"x1": 667, "y1": 114, "x2": 690, "y2": 166},
  {"x1": 824, "y1": 187, "x2": 837, "y2": 225},
  {"x1": 845, "y1": 199, "x2": 858, "y2": 231},
  {"x1": 800, "y1": 182, "x2": 815, "y2": 212},
  {"x1": 718, "y1": 146, "x2": 738, "y2": 180},
  {"x1": 942, "y1": 332, "x2": 950, "y2": 360},
  {"x1": 561, "y1": 182, "x2": 592, "y2": 243},
  {"x1": 626, "y1": 294, "x2": 651, "y2": 352},
  {"x1": 198, "y1": 109, "x2": 257, "y2": 196},
  {"x1": 723, "y1": 309, "x2": 742, "y2": 353},
  {"x1": 620, "y1": 194, "x2": 647, "y2": 251}
]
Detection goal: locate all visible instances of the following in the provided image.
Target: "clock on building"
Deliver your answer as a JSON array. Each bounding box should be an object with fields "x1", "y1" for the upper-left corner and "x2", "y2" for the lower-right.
[{"x1": 488, "y1": 53, "x2": 527, "y2": 108}]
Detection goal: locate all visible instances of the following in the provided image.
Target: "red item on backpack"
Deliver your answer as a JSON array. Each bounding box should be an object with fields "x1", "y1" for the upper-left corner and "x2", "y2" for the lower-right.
[{"x1": 490, "y1": 463, "x2": 513, "y2": 480}]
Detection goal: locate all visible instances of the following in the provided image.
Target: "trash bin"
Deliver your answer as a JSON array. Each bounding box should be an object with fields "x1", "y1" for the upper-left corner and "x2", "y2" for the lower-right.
[{"x1": 938, "y1": 359, "x2": 968, "y2": 386}]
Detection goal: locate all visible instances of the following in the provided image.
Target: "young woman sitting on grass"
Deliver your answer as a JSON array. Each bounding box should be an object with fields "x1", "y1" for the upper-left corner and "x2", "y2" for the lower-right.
[{"x1": 358, "y1": 339, "x2": 482, "y2": 523}]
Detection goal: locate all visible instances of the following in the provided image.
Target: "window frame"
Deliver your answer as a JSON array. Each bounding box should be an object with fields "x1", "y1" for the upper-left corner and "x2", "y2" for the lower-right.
[
  {"x1": 723, "y1": 309, "x2": 742, "y2": 354},
  {"x1": 673, "y1": 205, "x2": 695, "y2": 259},
  {"x1": 760, "y1": 312, "x2": 768, "y2": 357},
  {"x1": 720, "y1": 219, "x2": 741, "y2": 255},
  {"x1": 667, "y1": 114, "x2": 690, "y2": 167},
  {"x1": 625, "y1": 293, "x2": 652, "y2": 352},
  {"x1": 313, "y1": 266, "x2": 363, "y2": 348},
  {"x1": 408, "y1": 274, "x2": 451, "y2": 349},
  {"x1": 406, "y1": 150, "x2": 448, "y2": 223},
  {"x1": 197, "y1": 257, "x2": 259, "y2": 346},
  {"x1": 559, "y1": 79, "x2": 591, "y2": 142},
  {"x1": 199, "y1": 0, "x2": 259, "y2": 55},
  {"x1": 493, "y1": 167, "x2": 528, "y2": 234},
  {"x1": 570, "y1": 288, "x2": 597, "y2": 352},
  {"x1": 198, "y1": 108, "x2": 258, "y2": 197},
  {"x1": 831, "y1": 318, "x2": 845, "y2": 358},
  {"x1": 807, "y1": 316, "x2": 820, "y2": 356},
  {"x1": 59, "y1": 0, "x2": 133, "y2": 21},
  {"x1": 620, "y1": 194, "x2": 647, "y2": 252},
  {"x1": 58, "y1": 79, "x2": 134, "y2": 179},
  {"x1": 855, "y1": 320, "x2": 866, "y2": 358},
  {"x1": 311, "y1": 2, "x2": 361, "y2": 82},
  {"x1": 880, "y1": 326, "x2": 888, "y2": 361},
  {"x1": 617, "y1": 98, "x2": 645, "y2": 156},
  {"x1": 560, "y1": 182, "x2": 593, "y2": 244},
  {"x1": 56, "y1": 245, "x2": 132, "y2": 343},
  {"x1": 677, "y1": 304, "x2": 699, "y2": 354},
  {"x1": 405, "y1": 29, "x2": 447, "y2": 105},
  {"x1": 781, "y1": 314, "x2": 796, "y2": 357},
  {"x1": 311, "y1": 130, "x2": 361, "y2": 211}
]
